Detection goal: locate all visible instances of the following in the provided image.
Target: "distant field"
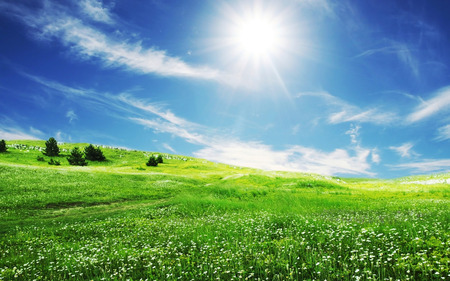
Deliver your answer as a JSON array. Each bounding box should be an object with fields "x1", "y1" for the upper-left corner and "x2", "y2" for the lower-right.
[{"x1": 0, "y1": 140, "x2": 449, "y2": 280}]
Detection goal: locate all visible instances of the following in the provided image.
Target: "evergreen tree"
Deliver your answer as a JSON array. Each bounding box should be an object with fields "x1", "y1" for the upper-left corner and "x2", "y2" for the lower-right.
[
  {"x1": 146, "y1": 155, "x2": 158, "y2": 167},
  {"x1": 85, "y1": 144, "x2": 106, "y2": 161},
  {"x1": 0, "y1": 139, "x2": 7, "y2": 153},
  {"x1": 156, "y1": 154, "x2": 163, "y2": 164},
  {"x1": 67, "y1": 147, "x2": 87, "y2": 166},
  {"x1": 48, "y1": 159, "x2": 61, "y2": 166},
  {"x1": 44, "y1": 137, "x2": 60, "y2": 156}
]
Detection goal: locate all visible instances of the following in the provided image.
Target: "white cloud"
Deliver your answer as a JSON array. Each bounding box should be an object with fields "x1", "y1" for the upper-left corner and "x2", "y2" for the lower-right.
[
  {"x1": 345, "y1": 124, "x2": 360, "y2": 145},
  {"x1": 0, "y1": 126, "x2": 40, "y2": 140},
  {"x1": 118, "y1": 94, "x2": 192, "y2": 127},
  {"x1": 0, "y1": 0, "x2": 220, "y2": 80},
  {"x1": 390, "y1": 159, "x2": 450, "y2": 174},
  {"x1": 55, "y1": 131, "x2": 72, "y2": 143},
  {"x1": 296, "y1": 91, "x2": 398, "y2": 125},
  {"x1": 389, "y1": 142, "x2": 419, "y2": 158},
  {"x1": 131, "y1": 117, "x2": 207, "y2": 145},
  {"x1": 292, "y1": 124, "x2": 301, "y2": 135},
  {"x1": 194, "y1": 142, "x2": 377, "y2": 176},
  {"x1": 354, "y1": 41, "x2": 419, "y2": 78},
  {"x1": 131, "y1": 116, "x2": 377, "y2": 176},
  {"x1": 295, "y1": 0, "x2": 336, "y2": 16},
  {"x1": 435, "y1": 124, "x2": 450, "y2": 142},
  {"x1": 66, "y1": 110, "x2": 78, "y2": 123},
  {"x1": 22, "y1": 73, "x2": 378, "y2": 176},
  {"x1": 79, "y1": 0, "x2": 114, "y2": 24},
  {"x1": 162, "y1": 143, "x2": 176, "y2": 153},
  {"x1": 407, "y1": 86, "x2": 450, "y2": 123},
  {"x1": 371, "y1": 148, "x2": 381, "y2": 164},
  {"x1": 29, "y1": 126, "x2": 45, "y2": 136}
]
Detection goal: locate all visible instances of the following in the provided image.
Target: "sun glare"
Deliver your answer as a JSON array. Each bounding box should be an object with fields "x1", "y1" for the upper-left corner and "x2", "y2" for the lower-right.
[
  {"x1": 234, "y1": 17, "x2": 280, "y2": 57},
  {"x1": 215, "y1": 1, "x2": 297, "y2": 90}
]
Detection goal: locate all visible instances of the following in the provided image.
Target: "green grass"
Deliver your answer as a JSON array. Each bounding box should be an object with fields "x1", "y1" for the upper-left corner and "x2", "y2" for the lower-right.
[{"x1": 0, "y1": 140, "x2": 449, "y2": 280}]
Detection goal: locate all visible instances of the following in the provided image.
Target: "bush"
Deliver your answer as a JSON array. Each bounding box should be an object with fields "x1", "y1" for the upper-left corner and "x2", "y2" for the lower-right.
[
  {"x1": 37, "y1": 155, "x2": 45, "y2": 162},
  {"x1": 156, "y1": 154, "x2": 163, "y2": 164},
  {"x1": 0, "y1": 139, "x2": 7, "y2": 153},
  {"x1": 48, "y1": 159, "x2": 61, "y2": 166},
  {"x1": 146, "y1": 155, "x2": 158, "y2": 167},
  {"x1": 44, "y1": 137, "x2": 60, "y2": 156},
  {"x1": 84, "y1": 144, "x2": 106, "y2": 161},
  {"x1": 67, "y1": 147, "x2": 87, "y2": 166}
]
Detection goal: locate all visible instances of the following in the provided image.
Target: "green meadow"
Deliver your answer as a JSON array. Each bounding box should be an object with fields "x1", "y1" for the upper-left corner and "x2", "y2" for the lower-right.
[{"x1": 0, "y1": 140, "x2": 449, "y2": 280}]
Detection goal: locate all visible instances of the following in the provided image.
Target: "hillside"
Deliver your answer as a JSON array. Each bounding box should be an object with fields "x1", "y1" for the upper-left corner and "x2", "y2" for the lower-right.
[{"x1": 0, "y1": 140, "x2": 449, "y2": 280}]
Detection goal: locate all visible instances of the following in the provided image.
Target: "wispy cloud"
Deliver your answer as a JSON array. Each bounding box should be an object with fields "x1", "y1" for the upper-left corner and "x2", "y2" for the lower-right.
[
  {"x1": 355, "y1": 41, "x2": 419, "y2": 77},
  {"x1": 196, "y1": 139, "x2": 377, "y2": 176},
  {"x1": 0, "y1": 126, "x2": 40, "y2": 140},
  {"x1": 0, "y1": 0, "x2": 220, "y2": 80},
  {"x1": 22, "y1": 72, "x2": 378, "y2": 176},
  {"x1": 131, "y1": 117, "x2": 207, "y2": 145},
  {"x1": 79, "y1": 0, "x2": 114, "y2": 24},
  {"x1": 389, "y1": 142, "x2": 419, "y2": 158},
  {"x1": 371, "y1": 148, "x2": 381, "y2": 164},
  {"x1": 118, "y1": 95, "x2": 193, "y2": 127},
  {"x1": 295, "y1": 0, "x2": 336, "y2": 17},
  {"x1": 131, "y1": 116, "x2": 378, "y2": 176},
  {"x1": 162, "y1": 143, "x2": 176, "y2": 153},
  {"x1": 390, "y1": 159, "x2": 450, "y2": 174},
  {"x1": 296, "y1": 91, "x2": 398, "y2": 125},
  {"x1": 0, "y1": 115, "x2": 43, "y2": 140},
  {"x1": 55, "y1": 130, "x2": 72, "y2": 143},
  {"x1": 29, "y1": 127, "x2": 45, "y2": 137},
  {"x1": 66, "y1": 110, "x2": 78, "y2": 123},
  {"x1": 345, "y1": 124, "x2": 361, "y2": 145},
  {"x1": 435, "y1": 124, "x2": 450, "y2": 142},
  {"x1": 406, "y1": 86, "x2": 450, "y2": 123}
]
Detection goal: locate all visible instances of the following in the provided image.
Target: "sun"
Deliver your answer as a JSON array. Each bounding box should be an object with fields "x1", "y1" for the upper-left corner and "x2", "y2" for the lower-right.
[
  {"x1": 213, "y1": 1, "x2": 298, "y2": 90},
  {"x1": 234, "y1": 16, "x2": 281, "y2": 57}
]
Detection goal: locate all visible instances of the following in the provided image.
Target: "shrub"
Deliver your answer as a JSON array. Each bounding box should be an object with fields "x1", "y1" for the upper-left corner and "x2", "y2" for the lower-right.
[
  {"x1": 146, "y1": 155, "x2": 158, "y2": 167},
  {"x1": 85, "y1": 144, "x2": 106, "y2": 161},
  {"x1": 67, "y1": 147, "x2": 87, "y2": 166},
  {"x1": 44, "y1": 137, "x2": 60, "y2": 156},
  {"x1": 37, "y1": 155, "x2": 45, "y2": 162},
  {"x1": 0, "y1": 139, "x2": 7, "y2": 153},
  {"x1": 48, "y1": 158, "x2": 61, "y2": 166},
  {"x1": 156, "y1": 154, "x2": 163, "y2": 164}
]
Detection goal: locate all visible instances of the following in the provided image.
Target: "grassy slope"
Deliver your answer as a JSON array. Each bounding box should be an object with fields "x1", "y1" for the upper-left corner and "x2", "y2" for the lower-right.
[{"x1": 0, "y1": 140, "x2": 449, "y2": 280}]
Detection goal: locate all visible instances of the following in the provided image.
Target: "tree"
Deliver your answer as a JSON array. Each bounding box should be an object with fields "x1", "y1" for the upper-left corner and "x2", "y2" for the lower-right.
[
  {"x1": 0, "y1": 139, "x2": 7, "y2": 153},
  {"x1": 67, "y1": 147, "x2": 87, "y2": 166},
  {"x1": 48, "y1": 159, "x2": 61, "y2": 166},
  {"x1": 156, "y1": 154, "x2": 163, "y2": 164},
  {"x1": 44, "y1": 137, "x2": 60, "y2": 156},
  {"x1": 146, "y1": 155, "x2": 158, "y2": 167},
  {"x1": 84, "y1": 144, "x2": 106, "y2": 161}
]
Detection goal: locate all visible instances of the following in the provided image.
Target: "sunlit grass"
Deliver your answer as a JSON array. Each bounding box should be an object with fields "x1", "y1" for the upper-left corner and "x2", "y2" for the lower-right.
[{"x1": 0, "y1": 140, "x2": 449, "y2": 280}]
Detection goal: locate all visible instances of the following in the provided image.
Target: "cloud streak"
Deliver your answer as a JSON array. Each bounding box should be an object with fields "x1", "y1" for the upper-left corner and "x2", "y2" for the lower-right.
[
  {"x1": 131, "y1": 116, "x2": 378, "y2": 176},
  {"x1": 406, "y1": 86, "x2": 450, "y2": 123},
  {"x1": 355, "y1": 41, "x2": 419, "y2": 77},
  {"x1": 389, "y1": 142, "x2": 419, "y2": 158},
  {"x1": 17, "y1": 71, "x2": 380, "y2": 176},
  {"x1": 0, "y1": 126, "x2": 41, "y2": 140},
  {"x1": 79, "y1": 0, "x2": 114, "y2": 24},
  {"x1": 390, "y1": 159, "x2": 450, "y2": 174},
  {"x1": 296, "y1": 91, "x2": 398, "y2": 125},
  {"x1": 0, "y1": 0, "x2": 220, "y2": 80},
  {"x1": 66, "y1": 110, "x2": 78, "y2": 123},
  {"x1": 435, "y1": 124, "x2": 450, "y2": 142}
]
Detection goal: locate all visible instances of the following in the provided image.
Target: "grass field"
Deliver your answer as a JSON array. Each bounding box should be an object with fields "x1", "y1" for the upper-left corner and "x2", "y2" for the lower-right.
[{"x1": 0, "y1": 140, "x2": 449, "y2": 280}]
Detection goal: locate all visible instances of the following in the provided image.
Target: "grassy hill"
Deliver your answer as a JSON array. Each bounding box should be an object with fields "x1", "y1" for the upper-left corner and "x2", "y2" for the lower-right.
[{"x1": 0, "y1": 140, "x2": 449, "y2": 280}]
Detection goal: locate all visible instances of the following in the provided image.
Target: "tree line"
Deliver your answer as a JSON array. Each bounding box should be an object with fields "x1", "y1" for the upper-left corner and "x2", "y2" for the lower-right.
[{"x1": 0, "y1": 138, "x2": 163, "y2": 167}]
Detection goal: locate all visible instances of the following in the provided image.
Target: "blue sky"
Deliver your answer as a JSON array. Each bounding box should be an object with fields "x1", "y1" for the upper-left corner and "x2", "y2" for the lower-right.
[{"x1": 1, "y1": 0, "x2": 450, "y2": 178}]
